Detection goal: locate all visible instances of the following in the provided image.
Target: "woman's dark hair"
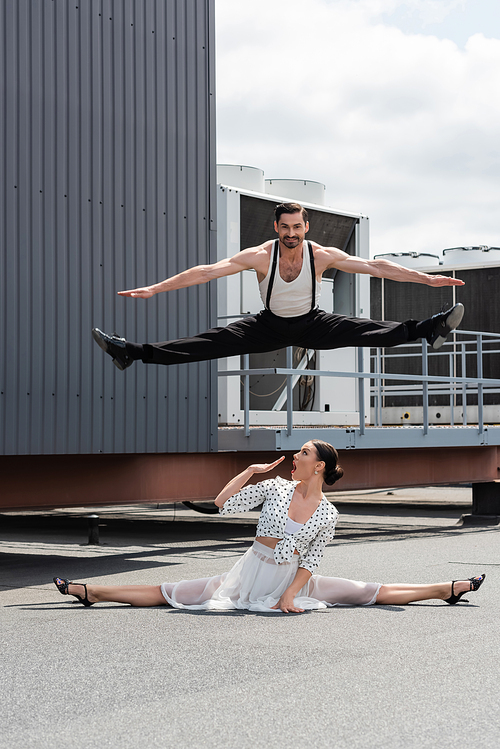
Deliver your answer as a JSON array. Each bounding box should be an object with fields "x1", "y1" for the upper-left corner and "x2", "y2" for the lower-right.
[
  {"x1": 274, "y1": 202, "x2": 309, "y2": 223},
  {"x1": 311, "y1": 440, "x2": 344, "y2": 486}
]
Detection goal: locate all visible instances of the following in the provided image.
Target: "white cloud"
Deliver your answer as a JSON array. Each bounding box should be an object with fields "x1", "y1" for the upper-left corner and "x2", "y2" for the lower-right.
[
  {"x1": 374, "y1": 0, "x2": 467, "y2": 26},
  {"x1": 216, "y1": 0, "x2": 500, "y2": 255}
]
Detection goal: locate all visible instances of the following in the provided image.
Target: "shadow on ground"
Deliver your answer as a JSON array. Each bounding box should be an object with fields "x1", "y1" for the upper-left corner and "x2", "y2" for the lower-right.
[{"x1": 1, "y1": 513, "x2": 498, "y2": 592}]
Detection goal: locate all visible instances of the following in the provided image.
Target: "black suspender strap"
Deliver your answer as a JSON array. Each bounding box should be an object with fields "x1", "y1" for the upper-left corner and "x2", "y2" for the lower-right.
[
  {"x1": 308, "y1": 241, "x2": 316, "y2": 312},
  {"x1": 266, "y1": 239, "x2": 316, "y2": 313},
  {"x1": 265, "y1": 239, "x2": 279, "y2": 310}
]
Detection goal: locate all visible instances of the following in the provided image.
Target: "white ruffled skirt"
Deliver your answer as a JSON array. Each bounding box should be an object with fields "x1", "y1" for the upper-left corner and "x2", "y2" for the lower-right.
[{"x1": 161, "y1": 540, "x2": 381, "y2": 612}]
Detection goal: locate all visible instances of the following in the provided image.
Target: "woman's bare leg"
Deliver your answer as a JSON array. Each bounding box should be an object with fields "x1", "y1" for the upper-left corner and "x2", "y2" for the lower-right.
[
  {"x1": 68, "y1": 583, "x2": 166, "y2": 607},
  {"x1": 375, "y1": 580, "x2": 471, "y2": 605}
]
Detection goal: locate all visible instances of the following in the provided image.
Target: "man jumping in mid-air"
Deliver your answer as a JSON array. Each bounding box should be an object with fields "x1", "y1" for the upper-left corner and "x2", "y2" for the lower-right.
[{"x1": 92, "y1": 202, "x2": 465, "y2": 370}]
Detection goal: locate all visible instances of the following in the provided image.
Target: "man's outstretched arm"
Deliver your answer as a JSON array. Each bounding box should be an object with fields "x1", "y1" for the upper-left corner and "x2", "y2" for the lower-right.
[
  {"x1": 323, "y1": 248, "x2": 465, "y2": 287},
  {"x1": 117, "y1": 247, "x2": 267, "y2": 298}
]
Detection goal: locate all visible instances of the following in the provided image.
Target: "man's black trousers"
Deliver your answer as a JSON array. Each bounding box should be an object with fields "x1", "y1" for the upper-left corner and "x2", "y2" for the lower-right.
[{"x1": 140, "y1": 309, "x2": 422, "y2": 366}]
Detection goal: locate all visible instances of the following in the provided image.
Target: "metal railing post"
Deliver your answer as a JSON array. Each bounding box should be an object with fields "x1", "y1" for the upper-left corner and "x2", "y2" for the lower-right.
[
  {"x1": 358, "y1": 348, "x2": 365, "y2": 435},
  {"x1": 461, "y1": 343, "x2": 467, "y2": 425},
  {"x1": 422, "y1": 339, "x2": 429, "y2": 435},
  {"x1": 477, "y1": 334, "x2": 484, "y2": 434},
  {"x1": 286, "y1": 346, "x2": 293, "y2": 436},
  {"x1": 376, "y1": 348, "x2": 382, "y2": 426},
  {"x1": 449, "y1": 352, "x2": 455, "y2": 426},
  {"x1": 243, "y1": 354, "x2": 250, "y2": 437}
]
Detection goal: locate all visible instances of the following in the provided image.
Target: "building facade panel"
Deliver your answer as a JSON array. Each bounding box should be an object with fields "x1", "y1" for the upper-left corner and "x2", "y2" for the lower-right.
[{"x1": 0, "y1": 0, "x2": 216, "y2": 455}]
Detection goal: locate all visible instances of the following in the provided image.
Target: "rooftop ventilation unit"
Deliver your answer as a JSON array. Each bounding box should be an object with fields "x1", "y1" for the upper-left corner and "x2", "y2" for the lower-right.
[
  {"x1": 216, "y1": 164, "x2": 265, "y2": 193},
  {"x1": 265, "y1": 178, "x2": 326, "y2": 206},
  {"x1": 374, "y1": 252, "x2": 442, "y2": 269},
  {"x1": 441, "y1": 246, "x2": 500, "y2": 266},
  {"x1": 216, "y1": 165, "x2": 370, "y2": 430}
]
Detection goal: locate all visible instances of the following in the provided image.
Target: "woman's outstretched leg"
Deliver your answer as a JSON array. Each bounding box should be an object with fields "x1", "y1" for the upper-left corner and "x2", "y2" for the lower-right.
[
  {"x1": 67, "y1": 583, "x2": 166, "y2": 607},
  {"x1": 375, "y1": 578, "x2": 479, "y2": 605}
]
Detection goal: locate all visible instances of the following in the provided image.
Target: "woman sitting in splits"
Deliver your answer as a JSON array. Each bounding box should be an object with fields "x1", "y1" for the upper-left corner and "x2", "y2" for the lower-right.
[{"x1": 53, "y1": 440, "x2": 485, "y2": 613}]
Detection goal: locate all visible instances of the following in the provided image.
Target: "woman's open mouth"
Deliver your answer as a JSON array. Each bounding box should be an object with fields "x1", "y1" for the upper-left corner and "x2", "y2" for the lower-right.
[{"x1": 292, "y1": 460, "x2": 296, "y2": 473}]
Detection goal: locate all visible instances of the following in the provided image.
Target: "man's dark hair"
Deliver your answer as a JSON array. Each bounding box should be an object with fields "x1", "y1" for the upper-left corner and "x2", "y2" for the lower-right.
[{"x1": 274, "y1": 202, "x2": 309, "y2": 224}]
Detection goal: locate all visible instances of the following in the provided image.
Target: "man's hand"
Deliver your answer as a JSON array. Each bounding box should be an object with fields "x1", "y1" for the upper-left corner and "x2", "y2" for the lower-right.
[
  {"x1": 117, "y1": 287, "x2": 156, "y2": 298},
  {"x1": 427, "y1": 275, "x2": 465, "y2": 287}
]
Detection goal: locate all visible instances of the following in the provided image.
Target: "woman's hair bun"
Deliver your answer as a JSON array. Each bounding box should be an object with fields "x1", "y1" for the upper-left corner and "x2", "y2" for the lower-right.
[
  {"x1": 311, "y1": 440, "x2": 344, "y2": 486},
  {"x1": 324, "y1": 464, "x2": 344, "y2": 486}
]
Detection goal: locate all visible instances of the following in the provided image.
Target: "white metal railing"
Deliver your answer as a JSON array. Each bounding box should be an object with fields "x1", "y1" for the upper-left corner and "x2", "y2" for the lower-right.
[
  {"x1": 370, "y1": 330, "x2": 500, "y2": 430},
  {"x1": 217, "y1": 330, "x2": 500, "y2": 437}
]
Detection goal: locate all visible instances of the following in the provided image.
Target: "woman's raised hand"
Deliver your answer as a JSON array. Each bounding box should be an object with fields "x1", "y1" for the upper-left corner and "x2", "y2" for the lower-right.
[
  {"x1": 214, "y1": 456, "x2": 286, "y2": 508},
  {"x1": 248, "y1": 456, "x2": 286, "y2": 474}
]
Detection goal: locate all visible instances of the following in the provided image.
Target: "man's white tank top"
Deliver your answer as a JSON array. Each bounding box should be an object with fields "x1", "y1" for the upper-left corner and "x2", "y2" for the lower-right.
[{"x1": 258, "y1": 242, "x2": 322, "y2": 317}]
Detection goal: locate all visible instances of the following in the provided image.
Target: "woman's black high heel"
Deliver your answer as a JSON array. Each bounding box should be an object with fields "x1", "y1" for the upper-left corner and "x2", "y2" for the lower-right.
[
  {"x1": 445, "y1": 573, "x2": 486, "y2": 605},
  {"x1": 53, "y1": 577, "x2": 94, "y2": 607}
]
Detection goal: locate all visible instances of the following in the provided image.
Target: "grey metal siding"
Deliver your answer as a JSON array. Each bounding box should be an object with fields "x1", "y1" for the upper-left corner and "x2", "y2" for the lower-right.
[{"x1": 0, "y1": 0, "x2": 216, "y2": 455}]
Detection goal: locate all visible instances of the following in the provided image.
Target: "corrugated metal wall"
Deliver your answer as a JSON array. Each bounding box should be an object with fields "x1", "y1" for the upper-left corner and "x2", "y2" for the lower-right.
[{"x1": 0, "y1": 0, "x2": 217, "y2": 456}]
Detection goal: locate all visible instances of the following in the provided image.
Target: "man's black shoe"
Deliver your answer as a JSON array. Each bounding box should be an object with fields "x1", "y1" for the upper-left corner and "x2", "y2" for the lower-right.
[
  {"x1": 427, "y1": 303, "x2": 464, "y2": 350},
  {"x1": 92, "y1": 328, "x2": 133, "y2": 370}
]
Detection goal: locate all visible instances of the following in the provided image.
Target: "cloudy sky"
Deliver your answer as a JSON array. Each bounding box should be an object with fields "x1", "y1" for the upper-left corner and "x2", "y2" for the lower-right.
[{"x1": 215, "y1": 0, "x2": 500, "y2": 257}]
